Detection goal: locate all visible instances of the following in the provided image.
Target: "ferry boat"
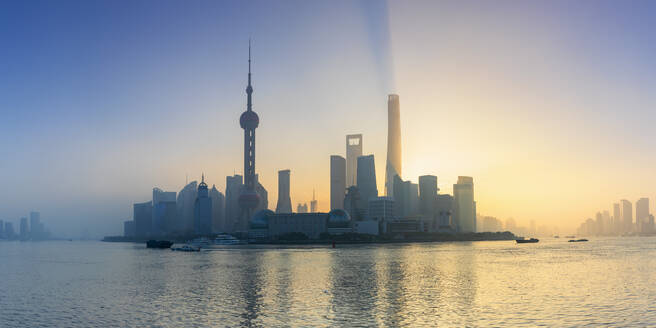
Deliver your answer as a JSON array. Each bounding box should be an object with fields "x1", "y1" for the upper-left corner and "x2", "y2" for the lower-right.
[
  {"x1": 516, "y1": 238, "x2": 539, "y2": 244},
  {"x1": 214, "y1": 234, "x2": 247, "y2": 245},
  {"x1": 146, "y1": 240, "x2": 173, "y2": 249},
  {"x1": 171, "y1": 245, "x2": 200, "y2": 252}
]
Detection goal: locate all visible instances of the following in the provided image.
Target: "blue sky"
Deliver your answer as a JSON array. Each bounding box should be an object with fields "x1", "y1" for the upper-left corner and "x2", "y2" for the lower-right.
[{"x1": 1, "y1": 0, "x2": 656, "y2": 237}]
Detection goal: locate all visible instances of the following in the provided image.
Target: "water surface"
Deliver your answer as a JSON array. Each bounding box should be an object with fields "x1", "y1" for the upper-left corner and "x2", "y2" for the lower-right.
[{"x1": 1, "y1": 237, "x2": 655, "y2": 327}]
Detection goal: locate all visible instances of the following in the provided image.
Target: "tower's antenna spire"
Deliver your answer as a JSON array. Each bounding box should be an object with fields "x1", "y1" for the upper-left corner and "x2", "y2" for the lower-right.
[
  {"x1": 202, "y1": 173, "x2": 205, "y2": 183},
  {"x1": 246, "y1": 39, "x2": 253, "y2": 112}
]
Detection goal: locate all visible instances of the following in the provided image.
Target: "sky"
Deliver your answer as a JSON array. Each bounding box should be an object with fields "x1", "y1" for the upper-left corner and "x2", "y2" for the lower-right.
[{"x1": 1, "y1": 0, "x2": 656, "y2": 238}]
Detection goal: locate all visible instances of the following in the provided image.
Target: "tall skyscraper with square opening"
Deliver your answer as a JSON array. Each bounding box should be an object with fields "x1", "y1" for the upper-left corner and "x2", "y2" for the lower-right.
[{"x1": 346, "y1": 134, "x2": 363, "y2": 187}]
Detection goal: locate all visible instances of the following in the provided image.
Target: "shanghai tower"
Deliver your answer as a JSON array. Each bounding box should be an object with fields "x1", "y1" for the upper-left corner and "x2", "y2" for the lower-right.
[
  {"x1": 385, "y1": 94, "x2": 402, "y2": 196},
  {"x1": 238, "y1": 42, "x2": 260, "y2": 231}
]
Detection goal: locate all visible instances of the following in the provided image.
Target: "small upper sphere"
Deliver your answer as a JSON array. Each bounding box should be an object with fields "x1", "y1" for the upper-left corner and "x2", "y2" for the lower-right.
[{"x1": 240, "y1": 110, "x2": 259, "y2": 129}]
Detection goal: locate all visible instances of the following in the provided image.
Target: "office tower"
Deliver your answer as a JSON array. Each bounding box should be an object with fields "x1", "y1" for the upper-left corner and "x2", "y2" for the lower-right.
[
  {"x1": 408, "y1": 182, "x2": 419, "y2": 216},
  {"x1": 330, "y1": 155, "x2": 346, "y2": 210},
  {"x1": 210, "y1": 185, "x2": 225, "y2": 233},
  {"x1": 453, "y1": 176, "x2": 476, "y2": 233},
  {"x1": 194, "y1": 175, "x2": 213, "y2": 235},
  {"x1": 356, "y1": 155, "x2": 378, "y2": 217},
  {"x1": 20, "y1": 217, "x2": 28, "y2": 239},
  {"x1": 385, "y1": 94, "x2": 402, "y2": 196},
  {"x1": 346, "y1": 134, "x2": 363, "y2": 187},
  {"x1": 344, "y1": 186, "x2": 365, "y2": 220},
  {"x1": 595, "y1": 212, "x2": 603, "y2": 235},
  {"x1": 238, "y1": 43, "x2": 261, "y2": 232},
  {"x1": 297, "y1": 203, "x2": 308, "y2": 213},
  {"x1": 602, "y1": 210, "x2": 611, "y2": 235},
  {"x1": 636, "y1": 198, "x2": 649, "y2": 233},
  {"x1": 276, "y1": 170, "x2": 292, "y2": 213},
  {"x1": 224, "y1": 174, "x2": 243, "y2": 233},
  {"x1": 368, "y1": 196, "x2": 394, "y2": 221},
  {"x1": 29, "y1": 212, "x2": 41, "y2": 239},
  {"x1": 123, "y1": 220, "x2": 135, "y2": 237},
  {"x1": 177, "y1": 181, "x2": 198, "y2": 233},
  {"x1": 620, "y1": 199, "x2": 633, "y2": 233},
  {"x1": 5, "y1": 222, "x2": 14, "y2": 238},
  {"x1": 613, "y1": 202, "x2": 621, "y2": 234},
  {"x1": 436, "y1": 194, "x2": 454, "y2": 230},
  {"x1": 152, "y1": 188, "x2": 176, "y2": 235},
  {"x1": 310, "y1": 190, "x2": 318, "y2": 213},
  {"x1": 0, "y1": 219, "x2": 3, "y2": 237},
  {"x1": 254, "y1": 174, "x2": 269, "y2": 213},
  {"x1": 134, "y1": 201, "x2": 153, "y2": 237},
  {"x1": 419, "y1": 175, "x2": 438, "y2": 218}
]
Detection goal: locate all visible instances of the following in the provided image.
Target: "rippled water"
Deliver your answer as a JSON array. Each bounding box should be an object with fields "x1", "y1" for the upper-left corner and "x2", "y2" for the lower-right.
[{"x1": 1, "y1": 237, "x2": 655, "y2": 327}]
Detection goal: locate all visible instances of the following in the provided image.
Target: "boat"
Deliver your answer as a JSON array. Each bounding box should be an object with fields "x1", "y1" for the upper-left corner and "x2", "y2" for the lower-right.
[
  {"x1": 188, "y1": 237, "x2": 212, "y2": 248},
  {"x1": 516, "y1": 238, "x2": 539, "y2": 244},
  {"x1": 568, "y1": 239, "x2": 588, "y2": 242},
  {"x1": 214, "y1": 234, "x2": 247, "y2": 245},
  {"x1": 171, "y1": 245, "x2": 200, "y2": 252},
  {"x1": 146, "y1": 240, "x2": 174, "y2": 249}
]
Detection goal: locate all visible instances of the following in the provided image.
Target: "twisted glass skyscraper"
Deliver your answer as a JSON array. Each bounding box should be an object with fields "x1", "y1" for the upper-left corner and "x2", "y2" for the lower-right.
[{"x1": 385, "y1": 94, "x2": 402, "y2": 196}]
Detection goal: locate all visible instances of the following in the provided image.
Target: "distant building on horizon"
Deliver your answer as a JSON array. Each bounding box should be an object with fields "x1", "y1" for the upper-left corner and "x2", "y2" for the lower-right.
[
  {"x1": 636, "y1": 197, "x2": 649, "y2": 233},
  {"x1": 209, "y1": 184, "x2": 225, "y2": 233},
  {"x1": 346, "y1": 134, "x2": 363, "y2": 188},
  {"x1": 310, "y1": 190, "x2": 318, "y2": 213},
  {"x1": 385, "y1": 94, "x2": 402, "y2": 197},
  {"x1": 194, "y1": 175, "x2": 213, "y2": 235},
  {"x1": 276, "y1": 169, "x2": 292, "y2": 214},
  {"x1": 620, "y1": 199, "x2": 632, "y2": 234},
  {"x1": 177, "y1": 181, "x2": 198, "y2": 233},
  {"x1": 453, "y1": 176, "x2": 476, "y2": 233},
  {"x1": 29, "y1": 212, "x2": 41, "y2": 239},
  {"x1": 134, "y1": 201, "x2": 153, "y2": 238},
  {"x1": 297, "y1": 203, "x2": 308, "y2": 213},
  {"x1": 330, "y1": 155, "x2": 346, "y2": 211},
  {"x1": 19, "y1": 217, "x2": 28, "y2": 239},
  {"x1": 152, "y1": 188, "x2": 176, "y2": 235},
  {"x1": 225, "y1": 174, "x2": 243, "y2": 233}
]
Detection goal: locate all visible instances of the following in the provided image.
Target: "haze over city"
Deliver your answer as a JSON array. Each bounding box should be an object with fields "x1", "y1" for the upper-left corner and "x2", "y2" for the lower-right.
[{"x1": 2, "y1": 0, "x2": 656, "y2": 238}]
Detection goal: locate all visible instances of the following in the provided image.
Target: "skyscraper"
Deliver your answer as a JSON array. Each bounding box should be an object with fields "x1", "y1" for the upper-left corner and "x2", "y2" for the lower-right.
[
  {"x1": 194, "y1": 174, "x2": 213, "y2": 235},
  {"x1": 19, "y1": 217, "x2": 28, "y2": 239},
  {"x1": 419, "y1": 175, "x2": 438, "y2": 218},
  {"x1": 224, "y1": 174, "x2": 243, "y2": 233},
  {"x1": 177, "y1": 181, "x2": 198, "y2": 233},
  {"x1": 385, "y1": 94, "x2": 402, "y2": 196},
  {"x1": 134, "y1": 201, "x2": 153, "y2": 237},
  {"x1": 310, "y1": 190, "x2": 318, "y2": 213},
  {"x1": 276, "y1": 169, "x2": 292, "y2": 213},
  {"x1": 613, "y1": 202, "x2": 621, "y2": 234},
  {"x1": 330, "y1": 155, "x2": 346, "y2": 210},
  {"x1": 636, "y1": 197, "x2": 649, "y2": 233},
  {"x1": 297, "y1": 203, "x2": 308, "y2": 213},
  {"x1": 346, "y1": 134, "x2": 363, "y2": 187},
  {"x1": 152, "y1": 188, "x2": 176, "y2": 235},
  {"x1": 209, "y1": 185, "x2": 225, "y2": 233},
  {"x1": 356, "y1": 155, "x2": 378, "y2": 217},
  {"x1": 29, "y1": 212, "x2": 41, "y2": 239},
  {"x1": 620, "y1": 199, "x2": 633, "y2": 233},
  {"x1": 453, "y1": 176, "x2": 476, "y2": 233},
  {"x1": 238, "y1": 42, "x2": 261, "y2": 232}
]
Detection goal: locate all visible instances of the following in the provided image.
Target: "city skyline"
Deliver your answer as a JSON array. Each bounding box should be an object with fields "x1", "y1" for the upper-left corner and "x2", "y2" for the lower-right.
[{"x1": 2, "y1": 1, "x2": 656, "y2": 238}]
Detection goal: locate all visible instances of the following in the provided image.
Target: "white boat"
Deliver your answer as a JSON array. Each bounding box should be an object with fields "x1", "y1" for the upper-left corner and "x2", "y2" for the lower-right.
[
  {"x1": 214, "y1": 234, "x2": 247, "y2": 245},
  {"x1": 171, "y1": 245, "x2": 200, "y2": 252}
]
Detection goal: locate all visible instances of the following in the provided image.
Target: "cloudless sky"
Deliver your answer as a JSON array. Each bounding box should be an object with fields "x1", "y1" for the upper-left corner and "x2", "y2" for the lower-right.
[{"x1": 1, "y1": 0, "x2": 655, "y2": 237}]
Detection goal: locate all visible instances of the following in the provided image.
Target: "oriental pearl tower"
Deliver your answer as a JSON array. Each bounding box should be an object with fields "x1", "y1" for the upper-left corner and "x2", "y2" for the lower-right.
[{"x1": 238, "y1": 42, "x2": 260, "y2": 232}]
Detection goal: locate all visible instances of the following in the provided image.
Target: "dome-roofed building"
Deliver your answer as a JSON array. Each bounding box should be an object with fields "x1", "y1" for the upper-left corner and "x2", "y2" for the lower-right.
[
  {"x1": 250, "y1": 209, "x2": 274, "y2": 229},
  {"x1": 327, "y1": 209, "x2": 353, "y2": 235},
  {"x1": 327, "y1": 209, "x2": 351, "y2": 228}
]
